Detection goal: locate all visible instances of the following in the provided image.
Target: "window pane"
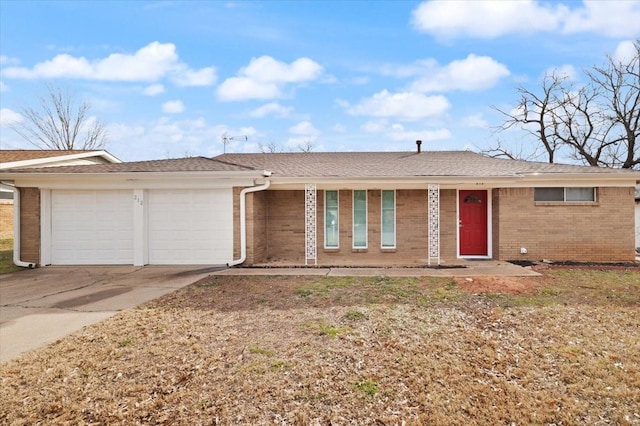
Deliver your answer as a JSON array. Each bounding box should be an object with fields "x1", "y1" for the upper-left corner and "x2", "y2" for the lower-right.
[
  {"x1": 566, "y1": 187, "x2": 595, "y2": 202},
  {"x1": 381, "y1": 190, "x2": 395, "y2": 248},
  {"x1": 353, "y1": 190, "x2": 367, "y2": 248},
  {"x1": 534, "y1": 187, "x2": 564, "y2": 201},
  {"x1": 325, "y1": 190, "x2": 338, "y2": 248}
]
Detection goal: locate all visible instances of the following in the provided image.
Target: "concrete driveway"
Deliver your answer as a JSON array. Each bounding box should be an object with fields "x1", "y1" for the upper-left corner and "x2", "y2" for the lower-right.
[{"x1": 0, "y1": 265, "x2": 221, "y2": 364}]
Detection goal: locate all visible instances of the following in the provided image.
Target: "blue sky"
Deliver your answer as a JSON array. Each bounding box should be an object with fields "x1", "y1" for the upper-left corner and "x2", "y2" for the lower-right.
[{"x1": 1, "y1": 0, "x2": 639, "y2": 162}]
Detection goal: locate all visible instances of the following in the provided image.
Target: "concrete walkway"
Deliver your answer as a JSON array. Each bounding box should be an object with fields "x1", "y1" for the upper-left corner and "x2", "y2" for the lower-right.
[{"x1": 212, "y1": 260, "x2": 540, "y2": 277}]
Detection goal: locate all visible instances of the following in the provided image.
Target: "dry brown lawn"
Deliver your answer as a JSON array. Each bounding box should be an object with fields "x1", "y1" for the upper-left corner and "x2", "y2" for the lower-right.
[{"x1": 1, "y1": 267, "x2": 639, "y2": 425}]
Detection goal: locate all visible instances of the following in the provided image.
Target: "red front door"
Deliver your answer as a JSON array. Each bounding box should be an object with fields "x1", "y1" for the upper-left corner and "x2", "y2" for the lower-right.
[{"x1": 459, "y1": 190, "x2": 488, "y2": 256}]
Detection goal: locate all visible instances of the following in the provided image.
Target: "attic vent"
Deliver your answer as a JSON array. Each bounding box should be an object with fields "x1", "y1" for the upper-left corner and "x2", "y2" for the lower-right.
[
  {"x1": 416, "y1": 140, "x2": 422, "y2": 153},
  {"x1": 464, "y1": 194, "x2": 482, "y2": 203}
]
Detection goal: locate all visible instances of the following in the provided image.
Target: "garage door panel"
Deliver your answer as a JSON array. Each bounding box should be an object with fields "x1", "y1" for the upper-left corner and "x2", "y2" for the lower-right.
[
  {"x1": 51, "y1": 190, "x2": 133, "y2": 265},
  {"x1": 148, "y1": 189, "x2": 232, "y2": 264}
]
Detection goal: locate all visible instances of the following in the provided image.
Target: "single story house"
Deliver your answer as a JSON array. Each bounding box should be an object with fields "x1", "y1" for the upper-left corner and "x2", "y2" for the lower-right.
[
  {"x1": 0, "y1": 150, "x2": 121, "y2": 240},
  {"x1": 1, "y1": 143, "x2": 638, "y2": 268}
]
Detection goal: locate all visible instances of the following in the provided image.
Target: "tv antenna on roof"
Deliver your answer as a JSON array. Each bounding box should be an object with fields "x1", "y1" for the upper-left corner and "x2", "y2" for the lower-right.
[{"x1": 221, "y1": 133, "x2": 248, "y2": 153}]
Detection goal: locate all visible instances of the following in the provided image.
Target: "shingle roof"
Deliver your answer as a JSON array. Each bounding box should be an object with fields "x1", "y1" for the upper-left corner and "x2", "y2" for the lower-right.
[
  {"x1": 3, "y1": 156, "x2": 257, "y2": 173},
  {"x1": 0, "y1": 150, "x2": 100, "y2": 162},
  {"x1": 215, "y1": 151, "x2": 639, "y2": 178},
  {"x1": 3, "y1": 151, "x2": 638, "y2": 179}
]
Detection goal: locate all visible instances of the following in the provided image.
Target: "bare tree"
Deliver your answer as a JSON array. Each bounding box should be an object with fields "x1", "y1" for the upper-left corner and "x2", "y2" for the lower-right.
[
  {"x1": 487, "y1": 72, "x2": 568, "y2": 163},
  {"x1": 488, "y1": 40, "x2": 639, "y2": 169},
  {"x1": 297, "y1": 139, "x2": 314, "y2": 152},
  {"x1": 259, "y1": 141, "x2": 283, "y2": 153},
  {"x1": 11, "y1": 85, "x2": 108, "y2": 150},
  {"x1": 586, "y1": 41, "x2": 640, "y2": 169}
]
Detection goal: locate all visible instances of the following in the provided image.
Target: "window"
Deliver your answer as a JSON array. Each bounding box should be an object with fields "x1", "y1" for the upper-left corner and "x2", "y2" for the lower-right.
[
  {"x1": 534, "y1": 187, "x2": 596, "y2": 202},
  {"x1": 381, "y1": 190, "x2": 395, "y2": 248},
  {"x1": 353, "y1": 190, "x2": 367, "y2": 248},
  {"x1": 325, "y1": 190, "x2": 339, "y2": 248}
]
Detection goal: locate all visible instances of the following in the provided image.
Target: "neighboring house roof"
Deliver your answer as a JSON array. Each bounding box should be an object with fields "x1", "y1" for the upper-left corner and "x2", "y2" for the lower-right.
[
  {"x1": 2, "y1": 156, "x2": 260, "y2": 174},
  {"x1": 0, "y1": 150, "x2": 121, "y2": 169},
  {"x1": 215, "y1": 151, "x2": 639, "y2": 179}
]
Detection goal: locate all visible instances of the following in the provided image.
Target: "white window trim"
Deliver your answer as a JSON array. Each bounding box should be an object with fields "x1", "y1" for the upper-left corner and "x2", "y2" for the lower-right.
[
  {"x1": 352, "y1": 190, "x2": 368, "y2": 249},
  {"x1": 534, "y1": 187, "x2": 597, "y2": 203},
  {"x1": 324, "y1": 190, "x2": 339, "y2": 249},
  {"x1": 381, "y1": 189, "x2": 396, "y2": 249}
]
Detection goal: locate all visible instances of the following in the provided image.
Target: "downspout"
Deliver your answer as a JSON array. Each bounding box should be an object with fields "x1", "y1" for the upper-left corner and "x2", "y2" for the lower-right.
[
  {"x1": 0, "y1": 183, "x2": 36, "y2": 268},
  {"x1": 227, "y1": 178, "x2": 271, "y2": 267}
]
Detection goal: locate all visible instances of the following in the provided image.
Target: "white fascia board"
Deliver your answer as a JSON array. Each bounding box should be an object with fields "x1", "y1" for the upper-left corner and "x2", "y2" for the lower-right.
[
  {"x1": 0, "y1": 150, "x2": 122, "y2": 169},
  {"x1": 3, "y1": 171, "x2": 265, "y2": 190},
  {"x1": 267, "y1": 173, "x2": 639, "y2": 190}
]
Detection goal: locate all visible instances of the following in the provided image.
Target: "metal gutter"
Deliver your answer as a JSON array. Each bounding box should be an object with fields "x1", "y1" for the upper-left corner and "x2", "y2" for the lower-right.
[{"x1": 0, "y1": 182, "x2": 36, "y2": 268}]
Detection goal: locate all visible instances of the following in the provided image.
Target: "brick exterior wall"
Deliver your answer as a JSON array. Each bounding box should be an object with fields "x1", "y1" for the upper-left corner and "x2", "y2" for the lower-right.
[
  {"x1": 19, "y1": 187, "x2": 40, "y2": 265},
  {"x1": 246, "y1": 191, "x2": 267, "y2": 264},
  {"x1": 493, "y1": 187, "x2": 636, "y2": 262},
  {"x1": 265, "y1": 190, "x2": 306, "y2": 263},
  {"x1": 232, "y1": 186, "x2": 637, "y2": 266},
  {"x1": 0, "y1": 201, "x2": 13, "y2": 239},
  {"x1": 236, "y1": 188, "x2": 459, "y2": 266}
]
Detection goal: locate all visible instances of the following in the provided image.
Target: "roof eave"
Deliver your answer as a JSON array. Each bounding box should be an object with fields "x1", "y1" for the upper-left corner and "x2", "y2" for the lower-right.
[
  {"x1": 0, "y1": 150, "x2": 122, "y2": 169},
  {"x1": 266, "y1": 172, "x2": 639, "y2": 189}
]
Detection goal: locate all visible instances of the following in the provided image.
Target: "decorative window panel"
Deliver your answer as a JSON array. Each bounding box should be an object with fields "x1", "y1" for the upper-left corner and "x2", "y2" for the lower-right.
[
  {"x1": 381, "y1": 190, "x2": 395, "y2": 248},
  {"x1": 324, "y1": 190, "x2": 339, "y2": 248},
  {"x1": 353, "y1": 190, "x2": 367, "y2": 248}
]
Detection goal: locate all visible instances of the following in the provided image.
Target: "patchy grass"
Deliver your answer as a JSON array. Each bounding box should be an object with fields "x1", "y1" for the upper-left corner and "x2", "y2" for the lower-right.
[
  {"x1": 0, "y1": 238, "x2": 22, "y2": 275},
  {"x1": 1, "y1": 268, "x2": 639, "y2": 425}
]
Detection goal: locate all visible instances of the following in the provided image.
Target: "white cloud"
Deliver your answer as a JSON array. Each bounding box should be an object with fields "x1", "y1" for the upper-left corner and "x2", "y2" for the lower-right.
[
  {"x1": 545, "y1": 64, "x2": 577, "y2": 81},
  {"x1": 162, "y1": 100, "x2": 185, "y2": 114},
  {"x1": 0, "y1": 81, "x2": 8, "y2": 92},
  {"x1": 361, "y1": 119, "x2": 451, "y2": 142},
  {"x1": 171, "y1": 66, "x2": 216, "y2": 87},
  {"x1": 142, "y1": 83, "x2": 165, "y2": 96},
  {"x1": 332, "y1": 123, "x2": 346, "y2": 133},
  {"x1": 217, "y1": 78, "x2": 280, "y2": 101},
  {"x1": 412, "y1": 0, "x2": 640, "y2": 39},
  {"x1": 412, "y1": 0, "x2": 565, "y2": 38},
  {"x1": 108, "y1": 117, "x2": 258, "y2": 160},
  {"x1": 248, "y1": 102, "x2": 293, "y2": 118},
  {"x1": 562, "y1": 1, "x2": 640, "y2": 37},
  {"x1": 410, "y1": 54, "x2": 510, "y2": 93},
  {"x1": 217, "y1": 56, "x2": 323, "y2": 101},
  {"x1": 1, "y1": 41, "x2": 217, "y2": 87},
  {"x1": 0, "y1": 55, "x2": 19, "y2": 66},
  {"x1": 378, "y1": 59, "x2": 437, "y2": 78},
  {"x1": 289, "y1": 120, "x2": 320, "y2": 136},
  {"x1": 462, "y1": 114, "x2": 489, "y2": 129},
  {"x1": 0, "y1": 108, "x2": 23, "y2": 126},
  {"x1": 613, "y1": 40, "x2": 639, "y2": 63},
  {"x1": 348, "y1": 90, "x2": 450, "y2": 120}
]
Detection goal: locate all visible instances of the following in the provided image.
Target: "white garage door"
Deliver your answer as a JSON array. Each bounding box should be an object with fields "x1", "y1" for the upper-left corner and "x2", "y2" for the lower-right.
[
  {"x1": 51, "y1": 190, "x2": 133, "y2": 264},
  {"x1": 148, "y1": 189, "x2": 233, "y2": 264}
]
